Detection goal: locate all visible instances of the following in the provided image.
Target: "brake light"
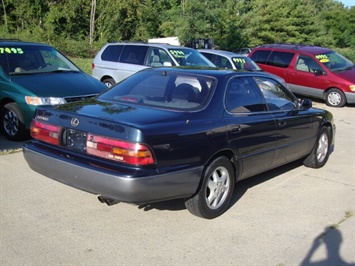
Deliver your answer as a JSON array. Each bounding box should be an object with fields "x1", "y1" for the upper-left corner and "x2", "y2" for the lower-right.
[
  {"x1": 86, "y1": 134, "x2": 155, "y2": 166},
  {"x1": 92, "y1": 63, "x2": 95, "y2": 69},
  {"x1": 30, "y1": 120, "x2": 61, "y2": 145}
]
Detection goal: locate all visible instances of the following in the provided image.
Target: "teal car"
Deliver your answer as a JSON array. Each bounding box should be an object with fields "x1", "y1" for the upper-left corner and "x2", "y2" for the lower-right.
[{"x1": 0, "y1": 40, "x2": 107, "y2": 140}]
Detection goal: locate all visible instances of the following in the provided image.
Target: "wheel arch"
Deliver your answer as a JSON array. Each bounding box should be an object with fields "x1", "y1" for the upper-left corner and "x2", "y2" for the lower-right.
[
  {"x1": 204, "y1": 149, "x2": 242, "y2": 184},
  {"x1": 323, "y1": 87, "x2": 347, "y2": 103}
]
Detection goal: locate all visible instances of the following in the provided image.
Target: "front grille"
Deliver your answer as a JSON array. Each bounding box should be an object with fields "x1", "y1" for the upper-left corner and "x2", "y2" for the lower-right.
[{"x1": 64, "y1": 94, "x2": 97, "y2": 103}]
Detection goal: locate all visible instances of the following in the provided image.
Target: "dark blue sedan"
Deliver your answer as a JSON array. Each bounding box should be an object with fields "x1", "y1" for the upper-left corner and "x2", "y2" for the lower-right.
[{"x1": 23, "y1": 67, "x2": 335, "y2": 219}]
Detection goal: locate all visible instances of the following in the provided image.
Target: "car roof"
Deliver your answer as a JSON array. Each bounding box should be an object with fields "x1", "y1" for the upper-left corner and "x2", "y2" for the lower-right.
[
  {"x1": 140, "y1": 66, "x2": 278, "y2": 79},
  {"x1": 254, "y1": 43, "x2": 332, "y2": 55},
  {"x1": 0, "y1": 39, "x2": 51, "y2": 47},
  {"x1": 198, "y1": 49, "x2": 247, "y2": 58},
  {"x1": 104, "y1": 42, "x2": 193, "y2": 50}
]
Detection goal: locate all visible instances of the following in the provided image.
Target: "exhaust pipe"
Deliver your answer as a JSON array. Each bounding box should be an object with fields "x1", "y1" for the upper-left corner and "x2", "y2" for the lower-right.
[{"x1": 98, "y1": 196, "x2": 120, "y2": 206}]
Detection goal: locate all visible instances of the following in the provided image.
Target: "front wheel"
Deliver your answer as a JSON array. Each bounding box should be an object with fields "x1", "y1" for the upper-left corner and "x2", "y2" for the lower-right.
[
  {"x1": 1, "y1": 102, "x2": 29, "y2": 141},
  {"x1": 325, "y1": 88, "x2": 346, "y2": 107},
  {"x1": 185, "y1": 156, "x2": 234, "y2": 219},
  {"x1": 303, "y1": 127, "x2": 331, "y2": 168}
]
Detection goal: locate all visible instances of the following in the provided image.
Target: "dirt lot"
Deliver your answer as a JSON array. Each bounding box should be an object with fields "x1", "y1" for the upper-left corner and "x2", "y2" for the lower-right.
[{"x1": 0, "y1": 101, "x2": 354, "y2": 265}]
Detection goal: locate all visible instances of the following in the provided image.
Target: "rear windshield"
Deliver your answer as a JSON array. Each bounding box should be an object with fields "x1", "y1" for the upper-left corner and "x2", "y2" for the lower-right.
[{"x1": 99, "y1": 70, "x2": 216, "y2": 111}]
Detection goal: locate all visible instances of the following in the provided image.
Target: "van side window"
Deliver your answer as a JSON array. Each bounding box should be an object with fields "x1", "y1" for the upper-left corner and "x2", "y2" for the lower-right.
[
  {"x1": 120, "y1": 46, "x2": 148, "y2": 65},
  {"x1": 267, "y1": 51, "x2": 294, "y2": 68},
  {"x1": 296, "y1": 55, "x2": 324, "y2": 73},
  {"x1": 249, "y1": 50, "x2": 271, "y2": 64},
  {"x1": 101, "y1": 45, "x2": 123, "y2": 62},
  {"x1": 147, "y1": 48, "x2": 173, "y2": 67},
  {"x1": 226, "y1": 77, "x2": 267, "y2": 113},
  {"x1": 255, "y1": 77, "x2": 296, "y2": 111}
]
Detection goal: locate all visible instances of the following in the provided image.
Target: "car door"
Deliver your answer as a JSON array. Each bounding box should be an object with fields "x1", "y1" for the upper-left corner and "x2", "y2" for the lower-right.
[
  {"x1": 289, "y1": 54, "x2": 330, "y2": 98},
  {"x1": 255, "y1": 76, "x2": 314, "y2": 167},
  {"x1": 223, "y1": 76, "x2": 277, "y2": 180}
]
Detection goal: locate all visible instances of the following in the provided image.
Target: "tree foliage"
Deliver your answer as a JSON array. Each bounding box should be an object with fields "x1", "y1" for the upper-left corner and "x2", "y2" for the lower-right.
[{"x1": 1, "y1": 0, "x2": 354, "y2": 59}]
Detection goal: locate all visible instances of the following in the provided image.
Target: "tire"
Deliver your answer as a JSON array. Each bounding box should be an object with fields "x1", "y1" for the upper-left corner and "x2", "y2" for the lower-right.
[
  {"x1": 102, "y1": 78, "x2": 115, "y2": 88},
  {"x1": 325, "y1": 88, "x2": 346, "y2": 107},
  {"x1": 303, "y1": 127, "x2": 331, "y2": 168},
  {"x1": 185, "y1": 156, "x2": 234, "y2": 219},
  {"x1": 1, "y1": 102, "x2": 29, "y2": 141}
]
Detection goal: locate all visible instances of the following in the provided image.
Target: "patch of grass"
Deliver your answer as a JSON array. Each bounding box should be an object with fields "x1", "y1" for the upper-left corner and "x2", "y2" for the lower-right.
[{"x1": 70, "y1": 57, "x2": 93, "y2": 75}]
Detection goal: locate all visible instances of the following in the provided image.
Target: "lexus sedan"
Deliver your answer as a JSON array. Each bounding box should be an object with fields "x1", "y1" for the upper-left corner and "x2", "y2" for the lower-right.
[{"x1": 23, "y1": 67, "x2": 335, "y2": 219}]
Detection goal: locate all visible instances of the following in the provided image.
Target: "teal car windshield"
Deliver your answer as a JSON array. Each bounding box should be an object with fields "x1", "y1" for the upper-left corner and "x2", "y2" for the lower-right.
[
  {"x1": 315, "y1": 51, "x2": 354, "y2": 72},
  {"x1": 0, "y1": 45, "x2": 80, "y2": 75}
]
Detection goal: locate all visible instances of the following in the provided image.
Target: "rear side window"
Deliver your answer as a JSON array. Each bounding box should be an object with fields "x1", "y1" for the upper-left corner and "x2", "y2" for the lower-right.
[
  {"x1": 225, "y1": 77, "x2": 267, "y2": 113},
  {"x1": 101, "y1": 45, "x2": 123, "y2": 62},
  {"x1": 120, "y1": 45, "x2": 148, "y2": 65},
  {"x1": 250, "y1": 50, "x2": 271, "y2": 64},
  {"x1": 267, "y1": 51, "x2": 294, "y2": 68}
]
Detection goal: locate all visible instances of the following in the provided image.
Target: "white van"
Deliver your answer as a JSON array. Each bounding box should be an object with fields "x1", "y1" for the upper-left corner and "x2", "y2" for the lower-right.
[{"x1": 92, "y1": 42, "x2": 215, "y2": 87}]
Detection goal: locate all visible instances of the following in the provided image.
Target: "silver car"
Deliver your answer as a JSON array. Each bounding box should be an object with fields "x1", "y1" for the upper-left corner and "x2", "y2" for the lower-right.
[
  {"x1": 199, "y1": 49, "x2": 261, "y2": 71},
  {"x1": 92, "y1": 42, "x2": 215, "y2": 87}
]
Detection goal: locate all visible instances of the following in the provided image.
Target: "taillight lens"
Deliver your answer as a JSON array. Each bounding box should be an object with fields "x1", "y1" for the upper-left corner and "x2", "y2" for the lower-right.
[
  {"x1": 87, "y1": 134, "x2": 155, "y2": 166},
  {"x1": 30, "y1": 120, "x2": 61, "y2": 145}
]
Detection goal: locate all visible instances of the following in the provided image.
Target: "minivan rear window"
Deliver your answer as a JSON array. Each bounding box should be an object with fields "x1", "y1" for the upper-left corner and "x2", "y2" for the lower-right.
[
  {"x1": 267, "y1": 51, "x2": 294, "y2": 68},
  {"x1": 101, "y1": 45, "x2": 123, "y2": 62},
  {"x1": 250, "y1": 50, "x2": 271, "y2": 64}
]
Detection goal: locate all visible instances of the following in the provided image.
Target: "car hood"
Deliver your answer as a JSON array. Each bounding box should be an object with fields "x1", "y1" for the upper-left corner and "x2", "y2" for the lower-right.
[
  {"x1": 11, "y1": 72, "x2": 106, "y2": 97},
  {"x1": 332, "y1": 67, "x2": 355, "y2": 83}
]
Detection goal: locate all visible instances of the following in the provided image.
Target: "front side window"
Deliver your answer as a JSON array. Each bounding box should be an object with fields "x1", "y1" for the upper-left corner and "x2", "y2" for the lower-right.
[
  {"x1": 147, "y1": 47, "x2": 173, "y2": 67},
  {"x1": 99, "y1": 70, "x2": 216, "y2": 111},
  {"x1": 296, "y1": 55, "x2": 324, "y2": 73},
  {"x1": 255, "y1": 77, "x2": 297, "y2": 111}
]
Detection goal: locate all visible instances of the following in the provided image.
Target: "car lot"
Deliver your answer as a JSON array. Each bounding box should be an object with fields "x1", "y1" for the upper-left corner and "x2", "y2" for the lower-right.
[{"x1": 0, "y1": 101, "x2": 354, "y2": 265}]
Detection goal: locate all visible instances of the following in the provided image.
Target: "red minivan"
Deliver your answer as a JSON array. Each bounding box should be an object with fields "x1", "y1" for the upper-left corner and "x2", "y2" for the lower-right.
[{"x1": 249, "y1": 43, "x2": 355, "y2": 107}]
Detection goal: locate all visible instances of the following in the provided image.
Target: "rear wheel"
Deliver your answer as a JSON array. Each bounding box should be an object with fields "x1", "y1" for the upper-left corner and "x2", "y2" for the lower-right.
[
  {"x1": 325, "y1": 88, "x2": 346, "y2": 107},
  {"x1": 102, "y1": 78, "x2": 115, "y2": 88},
  {"x1": 1, "y1": 102, "x2": 29, "y2": 141},
  {"x1": 303, "y1": 127, "x2": 331, "y2": 168},
  {"x1": 185, "y1": 156, "x2": 234, "y2": 219}
]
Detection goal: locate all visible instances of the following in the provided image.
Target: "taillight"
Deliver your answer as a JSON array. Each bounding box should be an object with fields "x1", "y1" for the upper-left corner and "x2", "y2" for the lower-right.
[
  {"x1": 91, "y1": 63, "x2": 95, "y2": 69},
  {"x1": 30, "y1": 120, "x2": 61, "y2": 145},
  {"x1": 86, "y1": 134, "x2": 155, "y2": 166}
]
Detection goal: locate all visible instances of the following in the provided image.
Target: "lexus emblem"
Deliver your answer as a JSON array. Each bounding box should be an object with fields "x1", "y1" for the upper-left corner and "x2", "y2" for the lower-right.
[{"x1": 71, "y1": 118, "x2": 80, "y2": 127}]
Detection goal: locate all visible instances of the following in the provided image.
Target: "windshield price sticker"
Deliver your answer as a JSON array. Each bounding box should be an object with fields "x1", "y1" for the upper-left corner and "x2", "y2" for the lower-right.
[
  {"x1": 170, "y1": 50, "x2": 186, "y2": 58},
  {"x1": 233, "y1": 58, "x2": 246, "y2": 63},
  {"x1": 315, "y1": 54, "x2": 329, "y2": 63},
  {"x1": 0, "y1": 47, "x2": 24, "y2": 54}
]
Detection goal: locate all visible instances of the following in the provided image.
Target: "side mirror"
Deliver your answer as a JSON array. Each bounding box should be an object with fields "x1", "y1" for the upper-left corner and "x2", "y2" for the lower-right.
[
  {"x1": 314, "y1": 69, "x2": 325, "y2": 76},
  {"x1": 300, "y1": 98, "x2": 312, "y2": 109}
]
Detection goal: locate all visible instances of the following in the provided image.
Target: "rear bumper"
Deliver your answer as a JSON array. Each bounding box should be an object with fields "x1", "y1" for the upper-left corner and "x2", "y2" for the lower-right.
[{"x1": 23, "y1": 144, "x2": 202, "y2": 203}]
